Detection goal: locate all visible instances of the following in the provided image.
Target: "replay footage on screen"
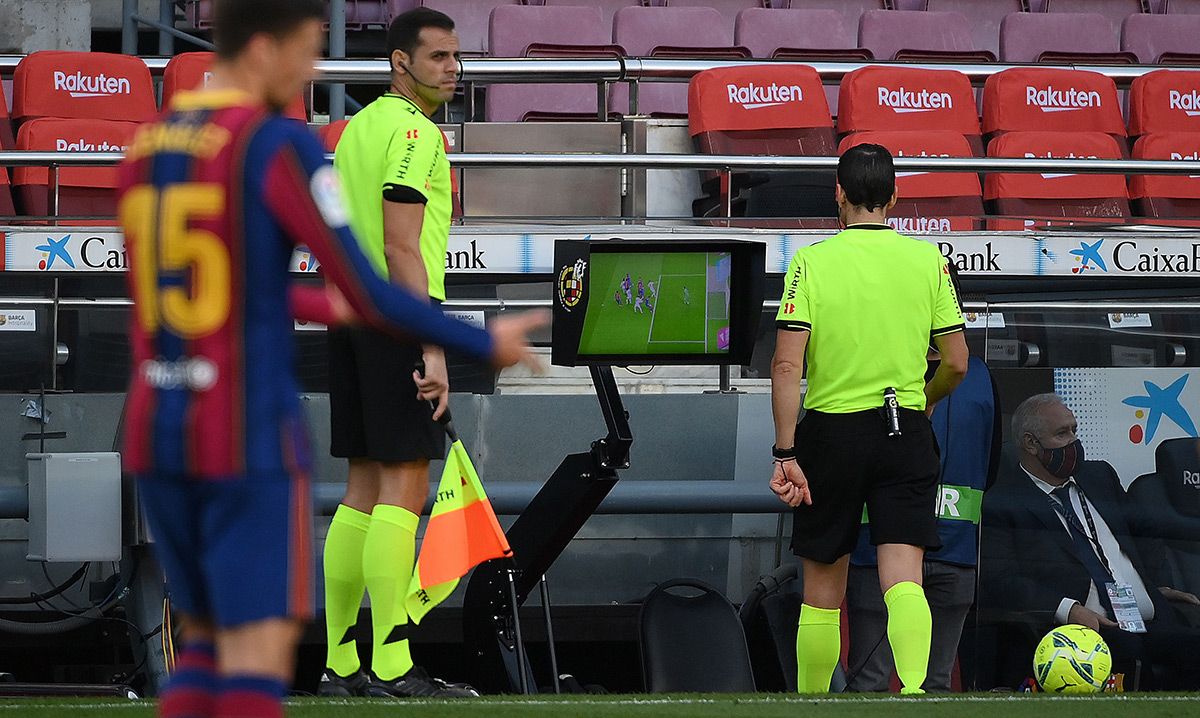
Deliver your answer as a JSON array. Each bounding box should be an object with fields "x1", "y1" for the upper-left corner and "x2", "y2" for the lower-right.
[{"x1": 579, "y1": 251, "x2": 733, "y2": 357}]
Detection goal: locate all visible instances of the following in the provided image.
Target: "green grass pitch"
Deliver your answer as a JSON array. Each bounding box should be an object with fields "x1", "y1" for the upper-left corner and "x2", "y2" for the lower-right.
[
  {"x1": 4, "y1": 693, "x2": 1199, "y2": 718},
  {"x1": 579, "y1": 252, "x2": 728, "y2": 356}
]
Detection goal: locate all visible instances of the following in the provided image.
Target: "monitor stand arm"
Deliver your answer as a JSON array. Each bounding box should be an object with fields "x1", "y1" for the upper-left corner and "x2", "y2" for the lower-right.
[{"x1": 462, "y1": 365, "x2": 632, "y2": 693}]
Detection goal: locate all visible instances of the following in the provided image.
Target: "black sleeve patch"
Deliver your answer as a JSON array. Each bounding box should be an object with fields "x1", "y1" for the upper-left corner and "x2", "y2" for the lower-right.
[{"x1": 383, "y1": 184, "x2": 428, "y2": 204}]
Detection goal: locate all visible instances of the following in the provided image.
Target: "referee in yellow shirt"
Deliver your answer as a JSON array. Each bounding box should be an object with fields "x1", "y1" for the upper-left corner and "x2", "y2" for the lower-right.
[
  {"x1": 769, "y1": 144, "x2": 969, "y2": 694},
  {"x1": 320, "y1": 8, "x2": 475, "y2": 698}
]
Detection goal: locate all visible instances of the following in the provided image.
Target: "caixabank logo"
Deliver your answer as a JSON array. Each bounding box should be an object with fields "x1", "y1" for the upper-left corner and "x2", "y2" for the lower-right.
[
  {"x1": 556, "y1": 258, "x2": 586, "y2": 312},
  {"x1": 33, "y1": 235, "x2": 128, "y2": 271},
  {"x1": 1068, "y1": 238, "x2": 1200, "y2": 275},
  {"x1": 1122, "y1": 374, "x2": 1198, "y2": 446}
]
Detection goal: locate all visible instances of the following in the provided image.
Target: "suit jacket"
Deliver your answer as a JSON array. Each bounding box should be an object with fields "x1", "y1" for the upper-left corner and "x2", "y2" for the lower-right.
[{"x1": 979, "y1": 452, "x2": 1172, "y2": 629}]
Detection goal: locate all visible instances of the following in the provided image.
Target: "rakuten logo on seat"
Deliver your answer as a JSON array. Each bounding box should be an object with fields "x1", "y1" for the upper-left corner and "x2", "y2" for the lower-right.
[
  {"x1": 52, "y1": 71, "x2": 132, "y2": 98},
  {"x1": 55, "y1": 138, "x2": 127, "y2": 152},
  {"x1": 877, "y1": 87, "x2": 953, "y2": 114},
  {"x1": 1169, "y1": 89, "x2": 1200, "y2": 118},
  {"x1": 1024, "y1": 150, "x2": 1098, "y2": 179},
  {"x1": 1025, "y1": 85, "x2": 1101, "y2": 113},
  {"x1": 1171, "y1": 150, "x2": 1200, "y2": 160},
  {"x1": 888, "y1": 216, "x2": 951, "y2": 232},
  {"x1": 726, "y1": 83, "x2": 804, "y2": 110},
  {"x1": 895, "y1": 149, "x2": 950, "y2": 178}
]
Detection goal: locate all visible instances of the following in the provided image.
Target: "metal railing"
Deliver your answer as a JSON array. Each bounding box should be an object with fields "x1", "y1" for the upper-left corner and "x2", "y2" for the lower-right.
[
  {"x1": 3, "y1": 151, "x2": 1199, "y2": 174},
  {"x1": 4, "y1": 150, "x2": 1199, "y2": 225},
  {"x1": 0, "y1": 54, "x2": 1179, "y2": 86}
]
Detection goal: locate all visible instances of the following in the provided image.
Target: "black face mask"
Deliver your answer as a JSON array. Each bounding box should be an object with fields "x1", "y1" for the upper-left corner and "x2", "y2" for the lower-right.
[{"x1": 1034, "y1": 437, "x2": 1084, "y2": 479}]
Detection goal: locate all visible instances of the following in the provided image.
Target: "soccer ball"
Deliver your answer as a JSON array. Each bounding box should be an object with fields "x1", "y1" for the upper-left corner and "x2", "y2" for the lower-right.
[{"x1": 1033, "y1": 624, "x2": 1112, "y2": 693}]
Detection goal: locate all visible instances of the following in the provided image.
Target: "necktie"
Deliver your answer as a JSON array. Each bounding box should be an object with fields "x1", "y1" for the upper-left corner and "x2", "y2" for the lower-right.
[{"x1": 1051, "y1": 484, "x2": 1113, "y2": 613}]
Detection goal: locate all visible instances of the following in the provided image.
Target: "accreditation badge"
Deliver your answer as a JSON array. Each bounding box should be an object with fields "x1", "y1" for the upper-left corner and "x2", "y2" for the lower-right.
[{"x1": 1106, "y1": 582, "x2": 1147, "y2": 633}]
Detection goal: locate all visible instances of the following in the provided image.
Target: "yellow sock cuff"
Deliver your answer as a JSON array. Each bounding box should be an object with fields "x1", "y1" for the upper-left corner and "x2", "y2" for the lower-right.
[
  {"x1": 332, "y1": 504, "x2": 372, "y2": 532},
  {"x1": 371, "y1": 504, "x2": 420, "y2": 534},
  {"x1": 799, "y1": 604, "x2": 841, "y2": 626},
  {"x1": 884, "y1": 581, "x2": 924, "y2": 607}
]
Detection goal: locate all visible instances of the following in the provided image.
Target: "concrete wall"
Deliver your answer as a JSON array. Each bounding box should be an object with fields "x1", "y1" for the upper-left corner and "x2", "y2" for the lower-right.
[
  {"x1": 0, "y1": 0, "x2": 92, "y2": 53},
  {"x1": 88, "y1": 0, "x2": 158, "y2": 30}
]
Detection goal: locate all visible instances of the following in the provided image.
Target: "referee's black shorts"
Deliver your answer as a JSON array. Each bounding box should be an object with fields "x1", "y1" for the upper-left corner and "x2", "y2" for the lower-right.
[
  {"x1": 790, "y1": 407, "x2": 941, "y2": 564},
  {"x1": 327, "y1": 326, "x2": 445, "y2": 464}
]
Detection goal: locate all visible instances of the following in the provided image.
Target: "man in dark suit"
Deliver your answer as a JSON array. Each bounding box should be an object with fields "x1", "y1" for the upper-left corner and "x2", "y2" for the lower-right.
[{"x1": 980, "y1": 393, "x2": 1200, "y2": 689}]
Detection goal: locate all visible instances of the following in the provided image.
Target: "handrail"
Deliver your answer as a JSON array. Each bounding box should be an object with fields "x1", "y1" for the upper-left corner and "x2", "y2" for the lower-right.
[
  {"x1": 0, "y1": 54, "x2": 1181, "y2": 85},
  {"x1": 6, "y1": 297, "x2": 1200, "y2": 313},
  {"x1": 3, "y1": 151, "x2": 1200, "y2": 175}
]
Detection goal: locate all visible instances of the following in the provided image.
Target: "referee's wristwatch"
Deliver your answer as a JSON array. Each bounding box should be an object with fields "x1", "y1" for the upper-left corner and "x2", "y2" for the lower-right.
[{"x1": 772, "y1": 445, "x2": 796, "y2": 461}]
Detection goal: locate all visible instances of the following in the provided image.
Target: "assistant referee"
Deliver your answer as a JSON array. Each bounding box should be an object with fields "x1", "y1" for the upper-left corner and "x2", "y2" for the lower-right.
[
  {"x1": 320, "y1": 8, "x2": 473, "y2": 698},
  {"x1": 769, "y1": 144, "x2": 969, "y2": 695}
]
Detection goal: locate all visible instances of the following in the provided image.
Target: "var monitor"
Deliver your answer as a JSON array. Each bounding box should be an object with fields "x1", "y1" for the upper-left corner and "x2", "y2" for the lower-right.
[{"x1": 552, "y1": 239, "x2": 765, "y2": 366}]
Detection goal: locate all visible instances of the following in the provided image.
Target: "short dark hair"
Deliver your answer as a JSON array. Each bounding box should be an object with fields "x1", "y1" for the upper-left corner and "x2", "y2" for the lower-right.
[
  {"x1": 387, "y1": 8, "x2": 456, "y2": 59},
  {"x1": 213, "y1": 0, "x2": 324, "y2": 60},
  {"x1": 837, "y1": 143, "x2": 896, "y2": 212}
]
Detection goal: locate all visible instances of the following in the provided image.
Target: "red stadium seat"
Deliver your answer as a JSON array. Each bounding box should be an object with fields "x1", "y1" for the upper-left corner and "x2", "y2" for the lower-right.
[
  {"x1": 1129, "y1": 70, "x2": 1200, "y2": 139},
  {"x1": 837, "y1": 66, "x2": 982, "y2": 155},
  {"x1": 985, "y1": 131, "x2": 1130, "y2": 230},
  {"x1": 12, "y1": 51, "x2": 155, "y2": 124},
  {"x1": 163, "y1": 52, "x2": 308, "y2": 122},
  {"x1": 0, "y1": 82, "x2": 13, "y2": 151},
  {"x1": 0, "y1": 164, "x2": 15, "y2": 220},
  {"x1": 688, "y1": 64, "x2": 835, "y2": 227},
  {"x1": 1130, "y1": 132, "x2": 1200, "y2": 220},
  {"x1": 13, "y1": 118, "x2": 140, "y2": 222},
  {"x1": 839, "y1": 130, "x2": 983, "y2": 231},
  {"x1": 318, "y1": 119, "x2": 349, "y2": 151},
  {"x1": 982, "y1": 68, "x2": 1126, "y2": 153}
]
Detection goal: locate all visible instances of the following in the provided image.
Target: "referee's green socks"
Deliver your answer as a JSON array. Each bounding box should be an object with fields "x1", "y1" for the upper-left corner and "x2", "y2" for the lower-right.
[
  {"x1": 363, "y1": 504, "x2": 419, "y2": 681},
  {"x1": 323, "y1": 504, "x2": 371, "y2": 678},
  {"x1": 795, "y1": 604, "x2": 840, "y2": 693},
  {"x1": 884, "y1": 581, "x2": 931, "y2": 695}
]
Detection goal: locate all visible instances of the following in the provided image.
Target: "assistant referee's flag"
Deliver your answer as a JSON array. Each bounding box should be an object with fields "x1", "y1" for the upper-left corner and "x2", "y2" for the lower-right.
[{"x1": 406, "y1": 438, "x2": 511, "y2": 624}]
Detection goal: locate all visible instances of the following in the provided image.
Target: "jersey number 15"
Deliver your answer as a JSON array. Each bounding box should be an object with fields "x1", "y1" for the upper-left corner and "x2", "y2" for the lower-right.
[{"x1": 119, "y1": 184, "x2": 231, "y2": 339}]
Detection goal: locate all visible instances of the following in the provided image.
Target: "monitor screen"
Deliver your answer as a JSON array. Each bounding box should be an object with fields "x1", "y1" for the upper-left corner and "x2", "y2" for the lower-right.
[
  {"x1": 552, "y1": 239, "x2": 764, "y2": 367},
  {"x1": 579, "y1": 251, "x2": 732, "y2": 357}
]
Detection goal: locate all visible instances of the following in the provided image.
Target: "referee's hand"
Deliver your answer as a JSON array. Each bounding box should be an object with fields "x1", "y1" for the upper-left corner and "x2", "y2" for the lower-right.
[{"x1": 770, "y1": 460, "x2": 812, "y2": 507}]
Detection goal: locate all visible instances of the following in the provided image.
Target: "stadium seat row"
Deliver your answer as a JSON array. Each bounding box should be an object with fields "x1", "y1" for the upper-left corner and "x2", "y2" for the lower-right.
[
  {"x1": 2, "y1": 49, "x2": 1198, "y2": 227},
  {"x1": 687, "y1": 65, "x2": 1200, "y2": 228},
  {"x1": 481, "y1": 5, "x2": 1200, "y2": 120},
  {"x1": 0, "y1": 51, "x2": 305, "y2": 222},
  {"x1": 181, "y1": 1, "x2": 1200, "y2": 58}
]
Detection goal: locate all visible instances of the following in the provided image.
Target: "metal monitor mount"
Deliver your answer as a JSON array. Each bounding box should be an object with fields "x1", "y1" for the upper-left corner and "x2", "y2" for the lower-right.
[{"x1": 462, "y1": 365, "x2": 632, "y2": 694}]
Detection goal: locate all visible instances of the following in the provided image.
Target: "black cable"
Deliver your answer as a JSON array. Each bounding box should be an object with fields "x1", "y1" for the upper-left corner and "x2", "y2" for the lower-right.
[
  {"x1": 0, "y1": 563, "x2": 89, "y2": 605},
  {"x1": 622, "y1": 366, "x2": 654, "y2": 376}
]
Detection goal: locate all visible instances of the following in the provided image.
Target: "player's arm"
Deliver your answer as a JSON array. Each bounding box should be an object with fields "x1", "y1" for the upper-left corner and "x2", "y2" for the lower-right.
[
  {"x1": 288, "y1": 284, "x2": 353, "y2": 326},
  {"x1": 380, "y1": 127, "x2": 450, "y2": 418},
  {"x1": 264, "y1": 126, "x2": 543, "y2": 366},
  {"x1": 925, "y1": 258, "x2": 968, "y2": 413},
  {"x1": 769, "y1": 253, "x2": 812, "y2": 507}
]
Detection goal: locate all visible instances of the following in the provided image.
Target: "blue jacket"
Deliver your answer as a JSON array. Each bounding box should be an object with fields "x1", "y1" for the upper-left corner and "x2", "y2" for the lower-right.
[{"x1": 851, "y1": 355, "x2": 1000, "y2": 567}]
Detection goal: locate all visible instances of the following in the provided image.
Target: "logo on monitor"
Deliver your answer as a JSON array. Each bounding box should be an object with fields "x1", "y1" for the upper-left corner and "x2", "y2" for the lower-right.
[{"x1": 557, "y1": 258, "x2": 587, "y2": 311}]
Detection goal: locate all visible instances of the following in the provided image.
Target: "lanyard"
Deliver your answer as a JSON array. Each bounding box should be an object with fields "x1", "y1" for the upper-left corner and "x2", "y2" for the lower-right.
[{"x1": 1049, "y1": 483, "x2": 1115, "y2": 577}]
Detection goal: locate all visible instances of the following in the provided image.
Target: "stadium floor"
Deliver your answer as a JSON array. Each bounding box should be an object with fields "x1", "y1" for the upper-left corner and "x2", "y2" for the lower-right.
[{"x1": 4, "y1": 694, "x2": 1200, "y2": 717}]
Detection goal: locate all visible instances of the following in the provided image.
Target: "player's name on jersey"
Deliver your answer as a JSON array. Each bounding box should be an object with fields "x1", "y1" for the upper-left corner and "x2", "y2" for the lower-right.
[{"x1": 6, "y1": 228, "x2": 1200, "y2": 278}]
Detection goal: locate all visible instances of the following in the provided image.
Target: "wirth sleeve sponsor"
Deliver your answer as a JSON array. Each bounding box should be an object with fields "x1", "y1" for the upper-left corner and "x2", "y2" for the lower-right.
[
  {"x1": 982, "y1": 68, "x2": 1124, "y2": 136},
  {"x1": 775, "y1": 251, "x2": 811, "y2": 332},
  {"x1": 837, "y1": 66, "x2": 979, "y2": 136},
  {"x1": 264, "y1": 124, "x2": 493, "y2": 359},
  {"x1": 1129, "y1": 133, "x2": 1200, "y2": 200},
  {"x1": 382, "y1": 122, "x2": 441, "y2": 201},
  {"x1": 1129, "y1": 70, "x2": 1200, "y2": 136},
  {"x1": 12, "y1": 51, "x2": 156, "y2": 123},
  {"x1": 687, "y1": 65, "x2": 830, "y2": 137},
  {"x1": 931, "y1": 257, "x2": 965, "y2": 337},
  {"x1": 984, "y1": 131, "x2": 1127, "y2": 201}
]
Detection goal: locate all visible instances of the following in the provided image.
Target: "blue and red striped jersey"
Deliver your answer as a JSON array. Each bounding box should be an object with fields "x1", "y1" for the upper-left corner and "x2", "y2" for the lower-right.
[{"x1": 117, "y1": 90, "x2": 492, "y2": 477}]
